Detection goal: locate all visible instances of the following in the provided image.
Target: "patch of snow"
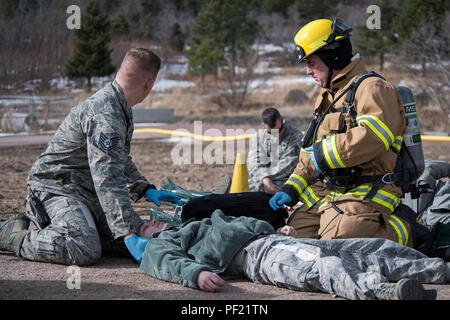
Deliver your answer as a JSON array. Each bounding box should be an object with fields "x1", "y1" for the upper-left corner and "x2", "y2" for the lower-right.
[
  {"x1": 49, "y1": 77, "x2": 76, "y2": 90},
  {"x1": 153, "y1": 79, "x2": 195, "y2": 92},
  {"x1": 170, "y1": 55, "x2": 188, "y2": 64},
  {"x1": 253, "y1": 43, "x2": 284, "y2": 54},
  {"x1": 253, "y1": 61, "x2": 282, "y2": 74},
  {"x1": 250, "y1": 75, "x2": 316, "y2": 91},
  {"x1": 160, "y1": 63, "x2": 188, "y2": 76},
  {"x1": 23, "y1": 79, "x2": 42, "y2": 91}
]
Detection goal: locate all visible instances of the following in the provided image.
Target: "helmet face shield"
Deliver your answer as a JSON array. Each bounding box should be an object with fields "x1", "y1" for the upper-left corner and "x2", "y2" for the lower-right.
[
  {"x1": 332, "y1": 18, "x2": 352, "y2": 36},
  {"x1": 295, "y1": 45, "x2": 306, "y2": 61},
  {"x1": 325, "y1": 18, "x2": 352, "y2": 44}
]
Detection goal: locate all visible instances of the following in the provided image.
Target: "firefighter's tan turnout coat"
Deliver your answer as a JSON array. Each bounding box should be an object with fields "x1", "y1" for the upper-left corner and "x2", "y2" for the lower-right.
[{"x1": 283, "y1": 56, "x2": 413, "y2": 247}]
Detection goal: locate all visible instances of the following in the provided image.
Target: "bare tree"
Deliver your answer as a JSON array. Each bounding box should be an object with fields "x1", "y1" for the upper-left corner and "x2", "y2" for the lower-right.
[
  {"x1": 0, "y1": 1, "x2": 73, "y2": 94},
  {"x1": 211, "y1": 48, "x2": 263, "y2": 109},
  {"x1": 399, "y1": 18, "x2": 450, "y2": 116}
]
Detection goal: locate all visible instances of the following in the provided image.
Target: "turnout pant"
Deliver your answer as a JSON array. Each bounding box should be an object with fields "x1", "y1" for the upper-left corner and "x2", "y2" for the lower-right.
[
  {"x1": 21, "y1": 191, "x2": 131, "y2": 266},
  {"x1": 288, "y1": 200, "x2": 413, "y2": 247},
  {"x1": 242, "y1": 234, "x2": 446, "y2": 300}
]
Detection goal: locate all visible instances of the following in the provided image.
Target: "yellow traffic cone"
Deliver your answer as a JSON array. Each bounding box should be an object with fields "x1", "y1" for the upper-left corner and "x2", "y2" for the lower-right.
[{"x1": 229, "y1": 153, "x2": 249, "y2": 193}]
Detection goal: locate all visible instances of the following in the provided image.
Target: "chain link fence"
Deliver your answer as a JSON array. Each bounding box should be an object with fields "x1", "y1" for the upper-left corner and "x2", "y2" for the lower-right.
[{"x1": 0, "y1": 96, "x2": 74, "y2": 134}]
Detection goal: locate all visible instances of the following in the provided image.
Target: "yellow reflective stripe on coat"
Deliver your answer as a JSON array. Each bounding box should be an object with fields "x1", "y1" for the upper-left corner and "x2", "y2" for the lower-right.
[
  {"x1": 388, "y1": 214, "x2": 409, "y2": 246},
  {"x1": 286, "y1": 174, "x2": 308, "y2": 195},
  {"x1": 329, "y1": 184, "x2": 371, "y2": 198},
  {"x1": 299, "y1": 186, "x2": 321, "y2": 208},
  {"x1": 325, "y1": 184, "x2": 399, "y2": 212},
  {"x1": 322, "y1": 135, "x2": 346, "y2": 169},
  {"x1": 356, "y1": 115, "x2": 395, "y2": 150},
  {"x1": 318, "y1": 197, "x2": 329, "y2": 211},
  {"x1": 371, "y1": 189, "x2": 399, "y2": 212},
  {"x1": 392, "y1": 135, "x2": 403, "y2": 152}
]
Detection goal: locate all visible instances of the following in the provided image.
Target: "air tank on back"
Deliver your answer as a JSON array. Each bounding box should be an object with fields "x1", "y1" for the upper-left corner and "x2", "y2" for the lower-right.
[{"x1": 396, "y1": 86, "x2": 425, "y2": 179}]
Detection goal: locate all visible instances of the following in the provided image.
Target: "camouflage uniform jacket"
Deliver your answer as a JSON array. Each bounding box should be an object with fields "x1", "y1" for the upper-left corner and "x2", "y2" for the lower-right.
[
  {"x1": 27, "y1": 80, "x2": 153, "y2": 238},
  {"x1": 247, "y1": 123, "x2": 302, "y2": 191},
  {"x1": 139, "y1": 210, "x2": 275, "y2": 290}
]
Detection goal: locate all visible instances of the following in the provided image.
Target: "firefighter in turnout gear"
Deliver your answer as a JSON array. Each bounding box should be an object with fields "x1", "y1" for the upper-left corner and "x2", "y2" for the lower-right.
[{"x1": 269, "y1": 18, "x2": 415, "y2": 247}]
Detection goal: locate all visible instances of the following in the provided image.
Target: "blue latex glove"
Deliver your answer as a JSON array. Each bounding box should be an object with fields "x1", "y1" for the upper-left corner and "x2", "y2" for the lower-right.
[
  {"x1": 304, "y1": 146, "x2": 318, "y2": 170},
  {"x1": 145, "y1": 188, "x2": 183, "y2": 207},
  {"x1": 124, "y1": 234, "x2": 149, "y2": 263},
  {"x1": 269, "y1": 191, "x2": 292, "y2": 211}
]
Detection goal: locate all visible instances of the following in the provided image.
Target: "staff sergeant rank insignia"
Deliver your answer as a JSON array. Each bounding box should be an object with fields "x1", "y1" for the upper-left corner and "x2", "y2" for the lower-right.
[{"x1": 99, "y1": 132, "x2": 119, "y2": 152}]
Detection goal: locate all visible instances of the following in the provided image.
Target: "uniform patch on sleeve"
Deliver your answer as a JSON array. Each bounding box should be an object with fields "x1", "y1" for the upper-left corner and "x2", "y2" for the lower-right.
[{"x1": 99, "y1": 132, "x2": 119, "y2": 152}]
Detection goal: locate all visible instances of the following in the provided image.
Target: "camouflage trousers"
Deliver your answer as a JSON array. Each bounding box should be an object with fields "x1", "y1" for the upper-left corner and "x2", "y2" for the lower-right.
[
  {"x1": 21, "y1": 191, "x2": 131, "y2": 266},
  {"x1": 242, "y1": 234, "x2": 446, "y2": 300}
]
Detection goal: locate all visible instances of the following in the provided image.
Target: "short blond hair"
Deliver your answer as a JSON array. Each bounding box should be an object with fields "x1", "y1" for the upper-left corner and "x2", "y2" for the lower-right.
[{"x1": 123, "y1": 48, "x2": 161, "y2": 79}]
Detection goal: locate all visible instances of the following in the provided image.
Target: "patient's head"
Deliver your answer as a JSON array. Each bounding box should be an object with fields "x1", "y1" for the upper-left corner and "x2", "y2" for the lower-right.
[{"x1": 137, "y1": 219, "x2": 168, "y2": 238}]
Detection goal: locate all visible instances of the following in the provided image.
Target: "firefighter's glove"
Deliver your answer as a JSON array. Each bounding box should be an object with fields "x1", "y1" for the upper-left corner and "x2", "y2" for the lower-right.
[
  {"x1": 145, "y1": 189, "x2": 183, "y2": 207},
  {"x1": 124, "y1": 234, "x2": 149, "y2": 264},
  {"x1": 269, "y1": 191, "x2": 292, "y2": 211},
  {"x1": 305, "y1": 146, "x2": 318, "y2": 170}
]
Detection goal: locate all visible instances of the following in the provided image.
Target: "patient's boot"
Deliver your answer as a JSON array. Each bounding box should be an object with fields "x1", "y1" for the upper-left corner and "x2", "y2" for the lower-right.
[
  {"x1": 211, "y1": 175, "x2": 231, "y2": 194},
  {"x1": 0, "y1": 215, "x2": 30, "y2": 256},
  {"x1": 373, "y1": 279, "x2": 436, "y2": 300},
  {"x1": 160, "y1": 175, "x2": 231, "y2": 203},
  {"x1": 160, "y1": 177, "x2": 211, "y2": 202}
]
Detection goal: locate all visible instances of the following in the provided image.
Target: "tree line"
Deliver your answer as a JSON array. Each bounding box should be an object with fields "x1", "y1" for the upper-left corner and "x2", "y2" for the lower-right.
[{"x1": 0, "y1": 0, "x2": 448, "y2": 111}]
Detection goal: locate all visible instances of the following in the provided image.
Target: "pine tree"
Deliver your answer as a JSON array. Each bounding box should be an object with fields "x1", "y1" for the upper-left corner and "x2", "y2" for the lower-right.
[
  {"x1": 169, "y1": 23, "x2": 185, "y2": 52},
  {"x1": 65, "y1": 0, "x2": 115, "y2": 91},
  {"x1": 110, "y1": 12, "x2": 129, "y2": 36},
  {"x1": 186, "y1": 0, "x2": 258, "y2": 83},
  {"x1": 259, "y1": 0, "x2": 296, "y2": 17},
  {"x1": 393, "y1": 0, "x2": 449, "y2": 74},
  {"x1": 394, "y1": 0, "x2": 448, "y2": 39},
  {"x1": 296, "y1": 0, "x2": 337, "y2": 21},
  {"x1": 1, "y1": 0, "x2": 19, "y2": 18}
]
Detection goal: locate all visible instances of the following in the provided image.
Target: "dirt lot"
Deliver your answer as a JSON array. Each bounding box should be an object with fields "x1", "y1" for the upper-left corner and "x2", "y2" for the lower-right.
[
  {"x1": 1, "y1": 126, "x2": 450, "y2": 302},
  {"x1": 1, "y1": 124, "x2": 449, "y2": 221},
  {"x1": 0, "y1": 133, "x2": 241, "y2": 221}
]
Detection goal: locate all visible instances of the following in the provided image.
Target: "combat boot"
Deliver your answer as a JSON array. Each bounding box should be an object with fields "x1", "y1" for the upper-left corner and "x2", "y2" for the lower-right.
[
  {"x1": 373, "y1": 279, "x2": 436, "y2": 300},
  {"x1": 211, "y1": 175, "x2": 231, "y2": 194},
  {"x1": 160, "y1": 176, "x2": 212, "y2": 201},
  {"x1": 0, "y1": 215, "x2": 30, "y2": 256}
]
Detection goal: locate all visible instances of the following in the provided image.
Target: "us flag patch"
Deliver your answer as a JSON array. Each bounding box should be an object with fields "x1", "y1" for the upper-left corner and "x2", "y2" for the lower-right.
[{"x1": 99, "y1": 132, "x2": 119, "y2": 152}]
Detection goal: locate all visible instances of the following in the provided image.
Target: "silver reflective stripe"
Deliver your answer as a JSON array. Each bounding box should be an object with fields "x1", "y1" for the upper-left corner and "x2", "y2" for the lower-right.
[
  {"x1": 300, "y1": 187, "x2": 320, "y2": 207},
  {"x1": 372, "y1": 191, "x2": 398, "y2": 212},
  {"x1": 325, "y1": 137, "x2": 341, "y2": 169},
  {"x1": 330, "y1": 185, "x2": 371, "y2": 197},
  {"x1": 357, "y1": 116, "x2": 394, "y2": 148},
  {"x1": 389, "y1": 215, "x2": 408, "y2": 246},
  {"x1": 287, "y1": 176, "x2": 307, "y2": 192},
  {"x1": 328, "y1": 184, "x2": 398, "y2": 212},
  {"x1": 392, "y1": 136, "x2": 403, "y2": 152}
]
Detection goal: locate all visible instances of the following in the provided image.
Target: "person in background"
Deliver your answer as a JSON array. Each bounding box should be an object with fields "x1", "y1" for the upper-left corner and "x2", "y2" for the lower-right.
[{"x1": 247, "y1": 108, "x2": 302, "y2": 194}]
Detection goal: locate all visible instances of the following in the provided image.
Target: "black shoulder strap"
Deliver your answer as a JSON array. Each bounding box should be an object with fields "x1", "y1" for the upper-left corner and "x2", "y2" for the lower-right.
[
  {"x1": 345, "y1": 71, "x2": 385, "y2": 105},
  {"x1": 313, "y1": 71, "x2": 385, "y2": 142}
]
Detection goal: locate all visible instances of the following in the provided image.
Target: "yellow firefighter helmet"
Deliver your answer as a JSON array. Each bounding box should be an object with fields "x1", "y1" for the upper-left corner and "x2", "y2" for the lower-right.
[{"x1": 294, "y1": 18, "x2": 352, "y2": 62}]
